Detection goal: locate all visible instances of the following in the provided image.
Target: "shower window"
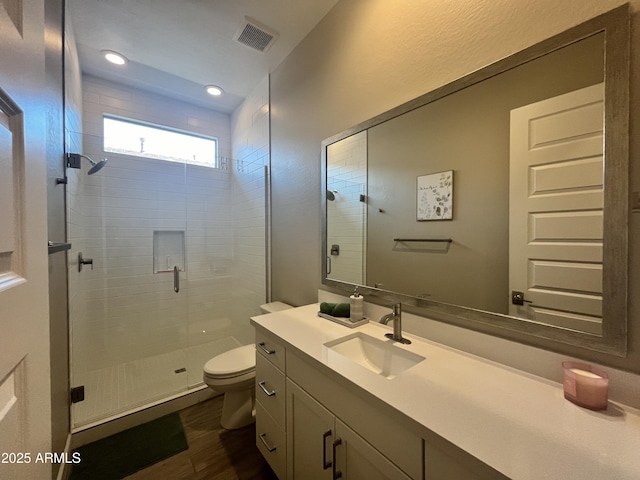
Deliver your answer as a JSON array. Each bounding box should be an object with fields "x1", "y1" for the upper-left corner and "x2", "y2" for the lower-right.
[{"x1": 103, "y1": 115, "x2": 219, "y2": 168}]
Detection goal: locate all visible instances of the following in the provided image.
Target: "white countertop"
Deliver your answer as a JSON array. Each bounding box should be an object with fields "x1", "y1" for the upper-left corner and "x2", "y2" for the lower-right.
[{"x1": 251, "y1": 304, "x2": 640, "y2": 480}]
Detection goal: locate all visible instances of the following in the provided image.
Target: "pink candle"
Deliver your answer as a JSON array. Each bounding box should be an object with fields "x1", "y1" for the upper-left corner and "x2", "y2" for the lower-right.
[{"x1": 562, "y1": 362, "x2": 608, "y2": 410}]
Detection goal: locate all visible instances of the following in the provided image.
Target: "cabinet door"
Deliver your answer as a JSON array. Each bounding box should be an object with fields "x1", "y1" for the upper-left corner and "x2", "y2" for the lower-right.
[
  {"x1": 424, "y1": 433, "x2": 509, "y2": 480},
  {"x1": 287, "y1": 380, "x2": 335, "y2": 480},
  {"x1": 335, "y1": 419, "x2": 412, "y2": 480}
]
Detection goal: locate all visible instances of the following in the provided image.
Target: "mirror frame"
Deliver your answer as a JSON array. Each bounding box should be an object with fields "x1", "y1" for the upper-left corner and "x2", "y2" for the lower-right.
[{"x1": 321, "y1": 5, "x2": 629, "y2": 357}]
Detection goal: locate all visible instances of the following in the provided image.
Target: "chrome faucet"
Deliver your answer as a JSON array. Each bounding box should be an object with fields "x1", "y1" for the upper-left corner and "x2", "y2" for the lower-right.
[{"x1": 379, "y1": 303, "x2": 411, "y2": 344}]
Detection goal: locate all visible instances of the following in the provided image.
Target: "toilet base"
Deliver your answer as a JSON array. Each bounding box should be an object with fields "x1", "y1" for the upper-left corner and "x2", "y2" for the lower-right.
[{"x1": 220, "y1": 387, "x2": 255, "y2": 430}]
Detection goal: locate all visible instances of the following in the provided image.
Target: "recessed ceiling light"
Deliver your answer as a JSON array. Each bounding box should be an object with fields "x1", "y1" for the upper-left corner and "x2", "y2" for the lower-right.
[
  {"x1": 205, "y1": 85, "x2": 224, "y2": 96},
  {"x1": 102, "y1": 50, "x2": 128, "y2": 66}
]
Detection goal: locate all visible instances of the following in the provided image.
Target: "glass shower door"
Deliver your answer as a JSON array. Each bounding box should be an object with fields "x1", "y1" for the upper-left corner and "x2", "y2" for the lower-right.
[
  {"x1": 183, "y1": 156, "x2": 268, "y2": 388},
  {"x1": 183, "y1": 159, "x2": 244, "y2": 387},
  {"x1": 68, "y1": 132, "x2": 190, "y2": 428},
  {"x1": 67, "y1": 117, "x2": 268, "y2": 428}
]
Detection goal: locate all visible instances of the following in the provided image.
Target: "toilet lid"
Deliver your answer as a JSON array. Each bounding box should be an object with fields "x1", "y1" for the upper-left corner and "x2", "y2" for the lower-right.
[{"x1": 203, "y1": 344, "x2": 255, "y2": 377}]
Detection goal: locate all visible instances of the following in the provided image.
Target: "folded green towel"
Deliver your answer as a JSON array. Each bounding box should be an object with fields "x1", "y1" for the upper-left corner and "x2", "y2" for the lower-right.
[
  {"x1": 331, "y1": 303, "x2": 350, "y2": 318},
  {"x1": 319, "y1": 302, "x2": 350, "y2": 317},
  {"x1": 320, "y1": 302, "x2": 336, "y2": 314}
]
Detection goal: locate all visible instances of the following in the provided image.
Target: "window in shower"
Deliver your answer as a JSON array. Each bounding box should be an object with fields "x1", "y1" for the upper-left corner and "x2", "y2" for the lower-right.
[{"x1": 103, "y1": 115, "x2": 219, "y2": 168}]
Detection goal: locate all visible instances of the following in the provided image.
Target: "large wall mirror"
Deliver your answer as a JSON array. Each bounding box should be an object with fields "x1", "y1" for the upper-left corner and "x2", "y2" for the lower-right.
[{"x1": 321, "y1": 6, "x2": 629, "y2": 357}]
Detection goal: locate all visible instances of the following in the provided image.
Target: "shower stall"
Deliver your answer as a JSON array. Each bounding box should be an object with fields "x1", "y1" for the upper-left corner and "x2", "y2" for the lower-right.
[{"x1": 65, "y1": 93, "x2": 268, "y2": 429}]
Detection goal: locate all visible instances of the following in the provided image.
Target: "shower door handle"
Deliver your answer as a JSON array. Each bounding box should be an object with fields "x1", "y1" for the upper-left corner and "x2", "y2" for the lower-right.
[{"x1": 173, "y1": 266, "x2": 180, "y2": 293}]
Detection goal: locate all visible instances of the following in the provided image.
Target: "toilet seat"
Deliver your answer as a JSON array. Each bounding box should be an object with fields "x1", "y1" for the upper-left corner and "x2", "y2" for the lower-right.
[{"x1": 203, "y1": 344, "x2": 255, "y2": 379}]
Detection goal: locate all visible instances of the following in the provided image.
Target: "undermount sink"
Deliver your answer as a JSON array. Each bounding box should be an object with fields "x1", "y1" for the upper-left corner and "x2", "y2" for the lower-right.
[{"x1": 324, "y1": 332, "x2": 425, "y2": 379}]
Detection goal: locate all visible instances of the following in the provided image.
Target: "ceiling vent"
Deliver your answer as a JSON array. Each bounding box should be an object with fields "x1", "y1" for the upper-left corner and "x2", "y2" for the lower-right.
[{"x1": 234, "y1": 17, "x2": 279, "y2": 53}]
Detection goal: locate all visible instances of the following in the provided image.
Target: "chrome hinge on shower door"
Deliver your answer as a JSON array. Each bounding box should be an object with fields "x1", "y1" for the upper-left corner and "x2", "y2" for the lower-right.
[{"x1": 70, "y1": 386, "x2": 85, "y2": 404}]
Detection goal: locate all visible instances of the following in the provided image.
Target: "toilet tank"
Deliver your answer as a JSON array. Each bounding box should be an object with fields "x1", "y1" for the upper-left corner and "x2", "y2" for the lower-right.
[{"x1": 260, "y1": 302, "x2": 293, "y2": 314}]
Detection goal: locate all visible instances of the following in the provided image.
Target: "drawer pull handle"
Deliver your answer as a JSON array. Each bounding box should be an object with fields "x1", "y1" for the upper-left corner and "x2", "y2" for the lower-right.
[
  {"x1": 258, "y1": 342, "x2": 276, "y2": 355},
  {"x1": 332, "y1": 438, "x2": 342, "y2": 479},
  {"x1": 258, "y1": 381, "x2": 276, "y2": 397},
  {"x1": 259, "y1": 432, "x2": 277, "y2": 452},
  {"x1": 322, "y1": 429, "x2": 332, "y2": 469}
]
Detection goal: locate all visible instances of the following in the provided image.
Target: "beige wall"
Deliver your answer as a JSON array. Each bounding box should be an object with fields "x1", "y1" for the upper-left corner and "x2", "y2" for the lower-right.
[{"x1": 270, "y1": 0, "x2": 640, "y2": 372}]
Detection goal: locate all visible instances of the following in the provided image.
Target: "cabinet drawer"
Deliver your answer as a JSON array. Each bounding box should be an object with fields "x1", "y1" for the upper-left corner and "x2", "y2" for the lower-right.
[
  {"x1": 256, "y1": 328, "x2": 286, "y2": 372},
  {"x1": 256, "y1": 401, "x2": 286, "y2": 479},
  {"x1": 256, "y1": 353, "x2": 286, "y2": 428}
]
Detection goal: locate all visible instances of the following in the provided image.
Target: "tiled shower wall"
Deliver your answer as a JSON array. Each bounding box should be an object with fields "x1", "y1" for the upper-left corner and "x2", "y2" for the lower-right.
[
  {"x1": 326, "y1": 130, "x2": 366, "y2": 285},
  {"x1": 67, "y1": 75, "x2": 267, "y2": 422}
]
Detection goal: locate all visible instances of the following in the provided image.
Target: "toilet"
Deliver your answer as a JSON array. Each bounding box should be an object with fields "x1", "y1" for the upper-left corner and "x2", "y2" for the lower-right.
[{"x1": 203, "y1": 301, "x2": 292, "y2": 429}]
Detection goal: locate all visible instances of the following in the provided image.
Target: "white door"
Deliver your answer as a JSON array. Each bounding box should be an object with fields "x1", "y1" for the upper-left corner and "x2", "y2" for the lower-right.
[
  {"x1": 509, "y1": 83, "x2": 604, "y2": 335},
  {"x1": 0, "y1": 1, "x2": 52, "y2": 478}
]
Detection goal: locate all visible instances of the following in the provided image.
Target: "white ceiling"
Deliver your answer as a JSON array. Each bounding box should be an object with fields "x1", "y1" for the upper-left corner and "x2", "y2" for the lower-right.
[{"x1": 68, "y1": 0, "x2": 338, "y2": 113}]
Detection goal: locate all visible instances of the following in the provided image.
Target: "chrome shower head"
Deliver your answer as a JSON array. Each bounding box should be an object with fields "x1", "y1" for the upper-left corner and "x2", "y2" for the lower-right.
[{"x1": 326, "y1": 190, "x2": 336, "y2": 201}]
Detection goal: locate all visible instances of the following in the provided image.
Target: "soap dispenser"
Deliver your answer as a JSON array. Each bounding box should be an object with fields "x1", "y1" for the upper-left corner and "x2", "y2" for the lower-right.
[{"x1": 350, "y1": 287, "x2": 364, "y2": 323}]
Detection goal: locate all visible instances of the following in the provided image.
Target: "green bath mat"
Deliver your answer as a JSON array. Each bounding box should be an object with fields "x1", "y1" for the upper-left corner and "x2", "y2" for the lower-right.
[{"x1": 70, "y1": 412, "x2": 188, "y2": 479}]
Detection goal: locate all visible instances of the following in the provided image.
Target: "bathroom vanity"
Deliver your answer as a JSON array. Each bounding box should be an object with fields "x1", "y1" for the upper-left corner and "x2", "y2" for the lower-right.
[{"x1": 252, "y1": 304, "x2": 640, "y2": 480}]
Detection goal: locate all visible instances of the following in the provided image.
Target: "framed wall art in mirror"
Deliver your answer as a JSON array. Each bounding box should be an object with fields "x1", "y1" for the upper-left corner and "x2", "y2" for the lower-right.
[{"x1": 417, "y1": 170, "x2": 453, "y2": 221}]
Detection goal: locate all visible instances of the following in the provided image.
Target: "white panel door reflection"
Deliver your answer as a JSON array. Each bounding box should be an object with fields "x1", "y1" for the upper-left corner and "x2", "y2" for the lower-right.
[{"x1": 509, "y1": 83, "x2": 604, "y2": 335}]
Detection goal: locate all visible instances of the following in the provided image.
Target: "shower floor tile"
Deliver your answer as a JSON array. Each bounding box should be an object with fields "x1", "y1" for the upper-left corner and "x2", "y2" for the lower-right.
[{"x1": 72, "y1": 336, "x2": 242, "y2": 428}]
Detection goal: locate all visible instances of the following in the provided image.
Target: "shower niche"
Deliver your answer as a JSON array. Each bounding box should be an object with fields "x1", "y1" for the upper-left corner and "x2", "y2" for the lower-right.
[{"x1": 153, "y1": 230, "x2": 185, "y2": 273}]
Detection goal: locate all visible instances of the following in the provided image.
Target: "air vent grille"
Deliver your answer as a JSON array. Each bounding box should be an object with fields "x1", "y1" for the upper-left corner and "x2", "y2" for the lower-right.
[{"x1": 234, "y1": 17, "x2": 278, "y2": 53}]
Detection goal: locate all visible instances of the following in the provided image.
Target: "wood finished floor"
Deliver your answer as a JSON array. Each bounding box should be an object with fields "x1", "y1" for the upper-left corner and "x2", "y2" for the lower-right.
[{"x1": 124, "y1": 396, "x2": 278, "y2": 480}]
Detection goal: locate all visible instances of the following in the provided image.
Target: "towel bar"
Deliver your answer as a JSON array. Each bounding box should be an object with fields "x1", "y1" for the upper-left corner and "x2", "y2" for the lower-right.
[{"x1": 393, "y1": 238, "x2": 452, "y2": 243}]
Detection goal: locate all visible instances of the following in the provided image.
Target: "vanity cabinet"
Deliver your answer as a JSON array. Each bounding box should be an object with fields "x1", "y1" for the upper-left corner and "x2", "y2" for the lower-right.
[
  {"x1": 252, "y1": 304, "x2": 640, "y2": 480},
  {"x1": 287, "y1": 379, "x2": 411, "y2": 480},
  {"x1": 255, "y1": 324, "x2": 421, "y2": 479},
  {"x1": 255, "y1": 324, "x2": 505, "y2": 480}
]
